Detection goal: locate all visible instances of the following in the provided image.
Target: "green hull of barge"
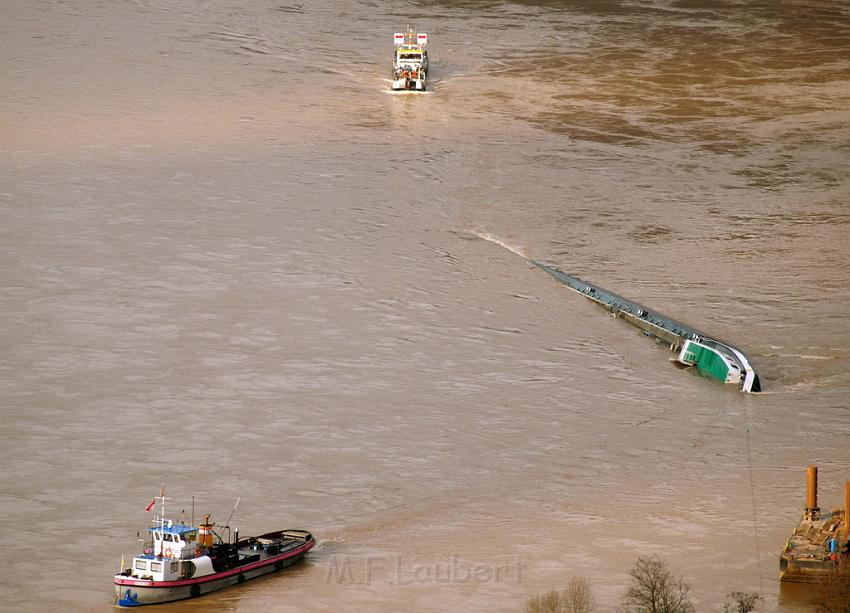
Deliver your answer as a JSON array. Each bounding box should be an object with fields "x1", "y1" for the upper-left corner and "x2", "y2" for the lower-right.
[{"x1": 678, "y1": 340, "x2": 736, "y2": 384}]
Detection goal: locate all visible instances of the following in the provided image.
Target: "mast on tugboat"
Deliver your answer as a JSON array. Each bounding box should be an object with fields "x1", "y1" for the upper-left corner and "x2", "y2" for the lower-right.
[{"x1": 151, "y1": 484, "x2": 172, "y2": 557}]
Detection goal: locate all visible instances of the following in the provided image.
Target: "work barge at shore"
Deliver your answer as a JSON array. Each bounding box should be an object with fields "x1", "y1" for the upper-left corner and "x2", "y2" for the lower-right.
[{"x1": 780, "y1": 465, "x2": 850, "y2": 582}]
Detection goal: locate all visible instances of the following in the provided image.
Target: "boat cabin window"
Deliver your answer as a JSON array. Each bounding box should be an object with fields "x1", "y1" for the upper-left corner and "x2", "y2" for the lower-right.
[
  {"x1": 150, "y1": 561, "x2": 162, "y2": 572},
  {"x1": 134, "y1": 560, "x2": 147, "y2": 571},
  {"x1": 171, "y1": 561, "x2": 179, "y2": 572},
  {"x1": 400, "y1": 53, "x2": 421, "y2": 60}
]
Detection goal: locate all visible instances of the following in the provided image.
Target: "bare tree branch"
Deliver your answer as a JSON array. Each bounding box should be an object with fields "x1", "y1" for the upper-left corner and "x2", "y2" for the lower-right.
[{"x1": 621, "y1": 556, "x2": 695, "y2": 613}]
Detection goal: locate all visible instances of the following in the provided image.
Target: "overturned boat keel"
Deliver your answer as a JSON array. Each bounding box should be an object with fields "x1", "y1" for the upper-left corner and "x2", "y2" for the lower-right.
[{"x1": 532, "y1": 261, "x2": 761, "y2": 393}]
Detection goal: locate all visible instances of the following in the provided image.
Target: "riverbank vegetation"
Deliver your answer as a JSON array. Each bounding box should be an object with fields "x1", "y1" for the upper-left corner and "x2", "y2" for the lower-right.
[
  {"x1": 524, "y1": 556, "x2": 763, "y2": 612},
  {"x1": 525, "y1": 576, "x2": 594, "y2": 613}
]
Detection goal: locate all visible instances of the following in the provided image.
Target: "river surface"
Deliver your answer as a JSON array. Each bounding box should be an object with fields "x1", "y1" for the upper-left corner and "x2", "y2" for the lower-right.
[{"x1": 2, "y1": 1, "x2": 850, "y2": 610}]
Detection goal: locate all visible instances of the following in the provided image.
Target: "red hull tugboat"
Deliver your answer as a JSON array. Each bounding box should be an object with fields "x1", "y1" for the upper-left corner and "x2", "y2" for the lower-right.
[{"x1": 114, "y1": 489, "x2": 315, "y2": 607}]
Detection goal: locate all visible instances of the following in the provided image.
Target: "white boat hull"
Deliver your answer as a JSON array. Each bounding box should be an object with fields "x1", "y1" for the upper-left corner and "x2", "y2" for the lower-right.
[
  {"x1": 116, "y1": 553, "x2": 305, "y2": 606},
  {"x1": 115, "y1": 539, "x2": 312, "y2": 607},
  {"x1": 391, "y1": 78, "x2": 425, "y2": 91}
]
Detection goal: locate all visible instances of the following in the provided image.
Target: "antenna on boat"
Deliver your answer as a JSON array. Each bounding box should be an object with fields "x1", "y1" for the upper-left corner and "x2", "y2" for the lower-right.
[
  {"x1": 225, "y1": 497, "x2": 241, "y2": 528},
  {"x1": 156, "y1": 484, "x2": 168, "y2": 527},
  {"x1": 192, "y1": 496, "x2": 195, "y2": 526}
]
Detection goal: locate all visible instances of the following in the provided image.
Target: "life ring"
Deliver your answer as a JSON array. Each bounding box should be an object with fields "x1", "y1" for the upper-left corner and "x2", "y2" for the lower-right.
[{"x1": 164, "y1": 549, "x2": 174, "y2": 559}]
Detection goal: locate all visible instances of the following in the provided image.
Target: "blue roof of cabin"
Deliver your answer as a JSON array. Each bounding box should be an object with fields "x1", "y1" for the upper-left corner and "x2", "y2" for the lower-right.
[{"x1": 149, "y1": 524, "x2": 197, "y2": 535}]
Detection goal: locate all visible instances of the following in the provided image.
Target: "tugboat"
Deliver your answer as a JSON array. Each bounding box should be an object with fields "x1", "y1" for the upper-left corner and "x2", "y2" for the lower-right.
[
  {"x1": 114, "y1": 488, "x2": 315, "y2": 606},
  {"x1": 780, "y1": 466, "x2": 850, "y2": 582},
  {"x1": 392, "y1": 26, "x2": 428, "y2": 91}
]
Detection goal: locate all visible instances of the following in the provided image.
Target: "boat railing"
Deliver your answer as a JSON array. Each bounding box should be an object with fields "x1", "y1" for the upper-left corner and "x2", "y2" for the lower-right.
[{"x1": 153, "y1": 547, "x2": 199, "y2": 561}]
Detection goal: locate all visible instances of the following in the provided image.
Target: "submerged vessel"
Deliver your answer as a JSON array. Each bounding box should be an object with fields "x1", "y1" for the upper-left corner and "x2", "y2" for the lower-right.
[
  {"x1": 780, "y1": 466, "x2": 850, "y2": 582},
  {"x1": 532, "y1": 261, "x2": 761, "y2": 392},
  {"x1": 114, "y1": 489, "x2": 315, "y2": 607},
  {"x1": 391, "y1": 27, "x2": 428, "y2": 91}
]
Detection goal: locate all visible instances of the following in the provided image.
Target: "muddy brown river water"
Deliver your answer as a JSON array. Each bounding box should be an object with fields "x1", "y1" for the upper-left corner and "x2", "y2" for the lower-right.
[{"x1": 2, "y1": 1, "x2": 850, "y2": 610}]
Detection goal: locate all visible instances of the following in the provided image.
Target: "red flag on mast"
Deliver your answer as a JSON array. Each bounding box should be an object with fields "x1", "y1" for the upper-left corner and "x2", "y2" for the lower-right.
[{"x1": 145, "y1": 484, "x2": 165, "y2": 512}]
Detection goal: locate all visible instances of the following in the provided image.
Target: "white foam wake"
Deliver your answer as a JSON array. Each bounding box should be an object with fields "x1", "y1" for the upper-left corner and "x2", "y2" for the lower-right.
[{"x1": 470, "y1": 231, "x2": 528, "y2": 259}]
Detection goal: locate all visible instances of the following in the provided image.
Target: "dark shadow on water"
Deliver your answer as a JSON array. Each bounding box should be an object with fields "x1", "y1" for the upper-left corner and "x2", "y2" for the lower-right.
[{"x1": 778, "y1": 580, "x2": 821, "y2": 611}]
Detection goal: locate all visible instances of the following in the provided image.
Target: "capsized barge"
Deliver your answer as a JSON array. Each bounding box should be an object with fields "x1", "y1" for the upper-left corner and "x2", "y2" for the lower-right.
[
  {"x1": 114, "y1": 490, "x2": 314, "y2": 606},
  {"x1": 532, "y1": 261, "x2": 761, "y2": 393},
  {"x1": 780, "y1": 466, "x2": 850, "y2": 583}
]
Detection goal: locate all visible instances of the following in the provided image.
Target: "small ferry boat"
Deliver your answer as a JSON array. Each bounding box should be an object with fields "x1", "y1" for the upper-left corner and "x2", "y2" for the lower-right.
[
  {"x1": 114, "y1": 489, "x2": 315, "y2": 607},
  {"x1": 780, "y1": 466, "x2": 850, "y2": 582},
  {"x1": 392, "y1": 27, "x2": 428, "y2": 91}
]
